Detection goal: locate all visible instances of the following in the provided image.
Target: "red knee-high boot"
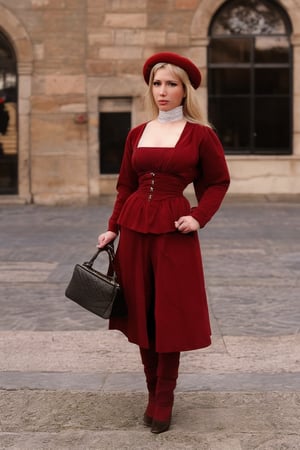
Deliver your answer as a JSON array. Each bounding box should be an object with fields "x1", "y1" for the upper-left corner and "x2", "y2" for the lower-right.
[
  {"x1": 139, "y1": 342, "x2": 158, "y2": 426},
  {"x1": 151, "y1": 352, "x2": 180, "y2": 434}
]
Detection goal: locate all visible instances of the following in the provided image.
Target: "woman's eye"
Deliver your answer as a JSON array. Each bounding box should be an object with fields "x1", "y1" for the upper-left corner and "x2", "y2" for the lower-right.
[{"x1": 153, "y1": 81, "x2": 178, "y2": 87}]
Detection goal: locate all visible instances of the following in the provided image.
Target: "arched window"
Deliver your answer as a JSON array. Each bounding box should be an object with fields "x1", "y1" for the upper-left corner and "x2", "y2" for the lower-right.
[
  {"x1": 208, "y1": 0, "x2": 292, "y2": 155},
  {"x1": 0, "y1": 31, "x2": 18, "y2": 194}
]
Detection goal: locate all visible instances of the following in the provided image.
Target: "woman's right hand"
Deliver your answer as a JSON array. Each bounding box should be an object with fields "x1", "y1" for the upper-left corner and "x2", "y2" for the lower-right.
[{"x1": 97, "y1": 231, "x2": 117, "y2": 248}]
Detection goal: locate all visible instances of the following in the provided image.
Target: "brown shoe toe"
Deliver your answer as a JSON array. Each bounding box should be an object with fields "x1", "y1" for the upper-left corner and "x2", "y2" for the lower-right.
[{"x1": 151, "y1": 419, "x2": 171, "y2": 434}]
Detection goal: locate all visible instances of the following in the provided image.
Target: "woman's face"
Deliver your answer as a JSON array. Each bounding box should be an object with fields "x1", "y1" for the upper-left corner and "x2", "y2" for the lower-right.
[{"x1": 151, "y1": 66, "x2": 185, "y2": 112}]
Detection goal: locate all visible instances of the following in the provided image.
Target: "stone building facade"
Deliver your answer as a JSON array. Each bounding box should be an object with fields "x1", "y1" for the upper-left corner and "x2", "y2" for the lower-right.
[{"x1": 0, "y1": 0, "x2": 299, "y2": 204}]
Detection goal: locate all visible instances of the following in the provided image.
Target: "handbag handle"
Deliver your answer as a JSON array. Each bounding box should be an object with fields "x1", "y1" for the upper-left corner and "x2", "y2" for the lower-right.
[{"x1": 83, "y1": 243, "x2": 116, "y2": 278}]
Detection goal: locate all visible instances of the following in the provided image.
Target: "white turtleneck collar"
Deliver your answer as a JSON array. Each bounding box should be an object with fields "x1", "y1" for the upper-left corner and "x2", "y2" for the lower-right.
[{"x1": 157, "y1": 106, "x2": 184, "y2": 123}]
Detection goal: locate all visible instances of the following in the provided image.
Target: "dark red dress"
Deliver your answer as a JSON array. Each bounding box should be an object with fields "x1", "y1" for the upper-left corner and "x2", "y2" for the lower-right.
[{"x1": 107, "y1": 122, "x2": 230, "y2": 352}]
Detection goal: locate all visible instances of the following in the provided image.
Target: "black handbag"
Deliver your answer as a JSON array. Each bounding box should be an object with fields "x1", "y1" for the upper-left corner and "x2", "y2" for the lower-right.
[{"x1": 65, "y1": 244, "x2": 127, "y2": 319}]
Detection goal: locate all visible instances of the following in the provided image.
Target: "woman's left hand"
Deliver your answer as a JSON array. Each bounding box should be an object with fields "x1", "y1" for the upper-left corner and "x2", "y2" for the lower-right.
[
  {"x1": 174, "y1": 215, "x2": 200, "y2": 234},
  {"x1": 97, "y1": 231, "x2": 117, "y2": 248}
]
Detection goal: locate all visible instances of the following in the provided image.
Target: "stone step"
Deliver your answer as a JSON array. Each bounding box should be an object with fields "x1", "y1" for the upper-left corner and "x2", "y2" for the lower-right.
[
  {"x1": 3, "y1": 430, "x2": 296, "y2": 450},
  {"x1": 0, "y1": 431, "x2": 253, "y2": 450},
  {"x1": 1, "y1": 370, "x2": 300, "y2": 393},
  {"x1": 0, "y1": 391, "x2": 299, "y2": 449}
]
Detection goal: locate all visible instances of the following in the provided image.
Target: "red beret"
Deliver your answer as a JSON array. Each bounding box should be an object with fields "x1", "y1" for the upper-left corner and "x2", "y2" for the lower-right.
[{"x1": 143, "y1": 52, "x2": 201, "y2": 89}]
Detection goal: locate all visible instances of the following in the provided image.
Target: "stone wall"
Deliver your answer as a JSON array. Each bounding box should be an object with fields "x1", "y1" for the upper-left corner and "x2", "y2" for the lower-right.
[{"x1": 0, "y1": 0, "x2": 300, "y2": 203}]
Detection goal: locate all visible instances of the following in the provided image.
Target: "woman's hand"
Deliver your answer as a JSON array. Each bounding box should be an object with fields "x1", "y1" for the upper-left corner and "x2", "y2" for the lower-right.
[
  {"x1": 174, "y1": 216, "x2": 200, "y2": 234},
  {"x1": 97, "y1": 231, "x2": 117, "y2": 248}
]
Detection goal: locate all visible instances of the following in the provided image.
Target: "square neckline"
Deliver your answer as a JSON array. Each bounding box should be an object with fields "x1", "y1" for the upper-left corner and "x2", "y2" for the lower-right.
[{"x1": 136, "y1": 121, "x2": 189, "y2": 149}]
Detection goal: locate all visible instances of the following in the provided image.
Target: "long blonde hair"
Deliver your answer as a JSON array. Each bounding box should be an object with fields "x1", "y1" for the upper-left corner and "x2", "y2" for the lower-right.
[{"x1": 144, "y1": 62, "x2": 210, "y2": 126}]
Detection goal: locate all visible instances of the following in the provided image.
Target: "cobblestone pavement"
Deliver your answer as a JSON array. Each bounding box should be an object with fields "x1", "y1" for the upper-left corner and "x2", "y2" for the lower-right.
[{"x1": 0, "y1": 199, "x2": 300, "y2": 449}]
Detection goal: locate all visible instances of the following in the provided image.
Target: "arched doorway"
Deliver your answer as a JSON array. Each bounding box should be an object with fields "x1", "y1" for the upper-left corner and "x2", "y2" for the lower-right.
[
  {"x1": 0, "y1": 31, "x2": 18, "y2": 194},
  {"x1": 208, "y1": 0, "x2": 292, "y2": 155}
]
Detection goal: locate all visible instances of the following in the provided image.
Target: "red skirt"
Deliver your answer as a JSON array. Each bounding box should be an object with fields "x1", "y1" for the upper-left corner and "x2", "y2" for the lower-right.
[{"x1": 109, "y1": 227, "x2": 211, "y2": 353}]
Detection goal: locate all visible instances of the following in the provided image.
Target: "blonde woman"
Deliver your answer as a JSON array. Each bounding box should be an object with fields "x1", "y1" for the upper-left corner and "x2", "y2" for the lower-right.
[{"x1": 98, "y1": 52, "x2": 230, "y2": 433}]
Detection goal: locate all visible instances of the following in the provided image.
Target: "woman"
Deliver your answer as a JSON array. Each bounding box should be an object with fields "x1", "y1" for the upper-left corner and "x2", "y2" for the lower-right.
[{"x1": 98, "y1": 52, "x2": 230, "y2": 433}]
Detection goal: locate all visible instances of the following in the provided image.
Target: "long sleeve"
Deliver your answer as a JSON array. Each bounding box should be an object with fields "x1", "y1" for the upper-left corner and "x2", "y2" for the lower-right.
[
  {"x1": 190, "y1": 126, "x2": 230, "y2": 228},
  {"x1": 108, "y1": 129, "x2": 139, "y2": 233}
]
